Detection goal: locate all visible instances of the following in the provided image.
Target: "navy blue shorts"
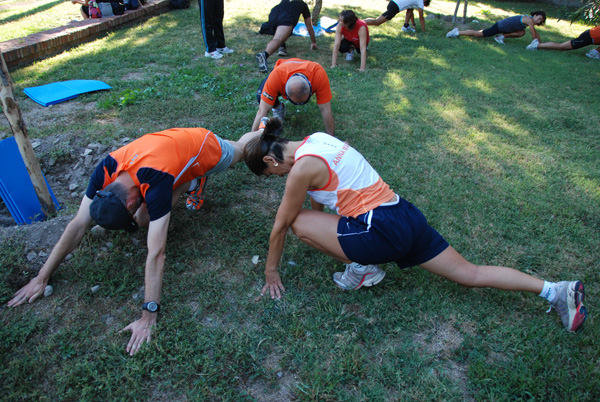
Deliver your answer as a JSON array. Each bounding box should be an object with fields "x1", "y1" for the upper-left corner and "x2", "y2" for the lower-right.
[{"x1": 337, "y1": 196, "x2": 449, "y2": 268}]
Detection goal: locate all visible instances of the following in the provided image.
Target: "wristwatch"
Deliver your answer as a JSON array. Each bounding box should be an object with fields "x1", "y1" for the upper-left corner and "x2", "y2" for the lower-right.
[{"x1": 142, "y1": 301, "x2": 160, "y2": 313}]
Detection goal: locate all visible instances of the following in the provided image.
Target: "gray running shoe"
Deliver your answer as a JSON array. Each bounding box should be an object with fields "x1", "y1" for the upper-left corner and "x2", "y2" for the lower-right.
[
  {"x1": 278, "y1": 46, "x2": 288, "y2": 56},
  {"x1": 345, "y1": 49, "x2": 354, "y2": 61},
  {"x1": 272, "y1": 103, "x2": 285, "y2": 122},
  {"x1": 333, "y1": 262, "x2": 386, "y2": 290},
  {"x1": 494, "y1": 34, "x2": 505, "y2": 44},
  {"x1": 549, "y1": 281, "x2": 587, "y2": 332},
  {"x1": 446, "y1": 27, "x2": 459, "y2": 38},
  {"x1": 256, "y1": 52, "x2": 269, "y2": 73}
]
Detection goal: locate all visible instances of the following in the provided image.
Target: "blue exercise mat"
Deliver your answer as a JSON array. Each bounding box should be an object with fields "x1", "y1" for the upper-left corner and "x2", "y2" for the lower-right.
[
  {"x1": 23, "y1": 80, "x2": 112, "y2": 107},
  {"x1": 0, "y1": 137, "x2": 60, "y2": 224},
  {"x1": 293, "y1": 16, "x2": 338, "y2": 37}
]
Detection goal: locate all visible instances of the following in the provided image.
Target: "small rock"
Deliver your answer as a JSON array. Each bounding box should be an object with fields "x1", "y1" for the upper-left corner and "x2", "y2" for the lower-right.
[
  {"x1": 90, "y1": 225, "x2": 107, "y2": 237},
  {"x1": 252, "y1": 255, "x2": 260, "y2": 265},
  {"x1": 65, "y1": 253, "x2": 72, "y2": 260},
  {"x1": 106, "y1": 242, "x2": 113, "y2": 248},
  {"x1": 44, "y1": 285, "x2": 53, "y2": 297},
  {"x1": 288, "y1": 260, "x2": 297, "y2": 266},
  {"x1": 48, "y1": 158, "x2": 57, "y2": 167},
  {"x1": 31, "y1": 141, "x2": 41, "y2": 149},
  {"x1": 69, "y1": 183, "x2": 78, "y2": 191},
  {"x1": 71, "y1": 192, "x2": 79, "y2": 198},
  {"x1": 131, "y1": 238, "x2": 140, "y2": 246},
  {"x1": 26, "y1": 251, "x2": 38, "y2": 261},
  {"x1": 121, "y1": 137, "x2": 131, "y2": 144},
  {"x1": 91, "y1": 285, "x2": 100, "y2": 293},
  {"x1": 38, "y1": 251, "x2": 49, "y2": 258},
  {"x1": 277, "y1": 372, "x2": 283, "y2": 378},
  {"x1": 82, "y1": 148, "x2": 93, "y2": 156}
]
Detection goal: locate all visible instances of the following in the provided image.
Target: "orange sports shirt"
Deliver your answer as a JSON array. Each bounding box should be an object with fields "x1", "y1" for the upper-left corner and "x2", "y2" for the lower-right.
[
  {"x1": 86, "y1": 128, "x2": 222, "y2": 221},
  {"x1": 260, "y1": 58, "x2": 333, "y2": 106}
]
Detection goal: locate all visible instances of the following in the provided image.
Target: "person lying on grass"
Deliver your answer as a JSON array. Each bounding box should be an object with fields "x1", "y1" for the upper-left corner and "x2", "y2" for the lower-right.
[
  {"x1": 331, "y1": 10, "x2": 370, "y2": 72},
  {"x1": 526, "y1": 25, "x2": 600, "y2": 59},
  {"x1": 7, "y1": 128, "x2": 260, "y2": 356},
  {"x1": 446, "y1": 11, "x2": 546, "y2": 45},
  {"x1": 243, "y1": 118, "x2": 588, "y2": 333}
]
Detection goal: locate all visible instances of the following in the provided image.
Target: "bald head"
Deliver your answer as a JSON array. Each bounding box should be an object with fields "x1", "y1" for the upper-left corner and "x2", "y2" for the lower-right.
[{"x1": 285, "y1": 74, "x2": 312, "y2": 105}]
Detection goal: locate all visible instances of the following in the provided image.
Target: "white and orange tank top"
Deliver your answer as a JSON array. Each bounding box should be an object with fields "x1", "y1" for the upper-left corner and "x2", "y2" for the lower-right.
[{"x1": 295, "y1": 133, "x2": 395, "y2": 218}]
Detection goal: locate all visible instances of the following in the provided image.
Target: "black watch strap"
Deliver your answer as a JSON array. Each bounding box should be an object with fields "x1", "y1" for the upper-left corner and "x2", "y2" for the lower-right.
[{"x1": 142, "y1": 301, "x2": 160, "y2": 312}]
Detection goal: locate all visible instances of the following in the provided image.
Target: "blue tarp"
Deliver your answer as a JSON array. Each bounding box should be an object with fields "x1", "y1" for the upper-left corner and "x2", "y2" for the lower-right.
[{"x1": 0, "y1": 137, "x2": 60, "y2": 224}]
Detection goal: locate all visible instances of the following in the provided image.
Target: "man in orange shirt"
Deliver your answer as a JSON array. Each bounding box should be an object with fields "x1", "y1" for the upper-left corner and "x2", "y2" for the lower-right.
[
  {"x1": 527, "y1": 25, "x2": 600, "y2": 59},
  {"x1": 251, "y1": 58, "x2": 335, "y2": 136},
  {"x1": 7, "y1": 128, "x2": 259, "y2": 356}
]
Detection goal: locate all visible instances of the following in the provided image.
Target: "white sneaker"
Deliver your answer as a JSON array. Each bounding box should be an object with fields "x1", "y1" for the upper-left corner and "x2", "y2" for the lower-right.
[
  {"x1": 586, "y1": 49, "x2": 600, "y2": 59},
  {"x1": 217, "y1": 47, "x2": 234, "y2": 54},
  {"x1": 526, "y1": 39, "x2": 539, "y2": 51},
  {"x1": 205, "y1": 50, "x2": 223, "y2": 59},
  {"x1": 407, "y1": 25, "x2": 416, "y2": 32},
  {"x1": 278, "y1": 46, "x2": 288, "y2": 56},
  {"x1": 494, "y1": 34, "x2": 505, "y2": 44},
  {"x1": 446, "y1": 27, "x2": 459, "y2": 38},
  {"x1": 401, "y1": 26, "x2": 410, "y2": 32},
  {"x1": 345, "y1": 50, "x2": 354, "y2": 61}
]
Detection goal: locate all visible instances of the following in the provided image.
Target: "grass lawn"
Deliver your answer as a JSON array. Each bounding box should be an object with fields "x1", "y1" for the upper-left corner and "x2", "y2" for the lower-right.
[{"x1": 0, "y1": 0, "x2": 599, "y2": 400}]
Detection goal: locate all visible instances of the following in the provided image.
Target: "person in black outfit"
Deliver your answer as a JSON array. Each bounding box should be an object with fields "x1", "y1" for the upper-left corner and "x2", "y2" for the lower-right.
[
  {"x1": 200, "y1": 0, "x2": 234, "y2": 59},
  {"x1": 256, "y1": 0, "x2": 317, "y2": 73}
]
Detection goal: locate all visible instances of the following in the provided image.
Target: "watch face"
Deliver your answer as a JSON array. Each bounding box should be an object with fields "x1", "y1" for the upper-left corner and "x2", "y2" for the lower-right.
[{"x1": 145, "y1": 301, "x2": 158, "y2": 312}]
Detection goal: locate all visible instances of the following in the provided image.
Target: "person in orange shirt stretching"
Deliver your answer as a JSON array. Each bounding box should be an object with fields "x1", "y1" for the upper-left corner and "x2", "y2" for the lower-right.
[
  {"x1": 526, "y1": 25, "x2": 600, "y2": 59},
  {"x1": 7, "y1": 127, "x2": 260, "y2": 356},
  {"x1": 252, "y1": 58, "x2": 335, "y2": 136}
]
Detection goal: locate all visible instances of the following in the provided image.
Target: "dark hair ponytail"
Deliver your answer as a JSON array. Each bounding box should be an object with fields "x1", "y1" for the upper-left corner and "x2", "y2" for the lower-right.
[
  {"x1": 340, "y1": 10, "x2": 358, "y2": 30},
  {"x1": 243, "y1": 118, "x2": 289, "y2": 176}
]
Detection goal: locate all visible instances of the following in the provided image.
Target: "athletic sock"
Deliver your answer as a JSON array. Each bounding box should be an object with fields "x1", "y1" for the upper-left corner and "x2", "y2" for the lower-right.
[
  {"x1": 263, "y1": 51, "x2": 270, "y2": 60},
  {"x1": 539, "y1": 281, "x2": 556, "y2": 302},
  {"x1": 403, "y1": 23, "x2": 409, "y2": 28}
]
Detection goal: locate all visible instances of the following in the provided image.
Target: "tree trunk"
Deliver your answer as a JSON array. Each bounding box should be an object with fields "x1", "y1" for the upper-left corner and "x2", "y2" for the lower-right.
[
  {"x1": 312, "y1": 0, "x2": 322, "y2": 26},
  {"x1": 453, "y1": 0, "x2": 460, "y2": 24},
  {"x1": 0, "y1": 52, "x2": 56, "y2": 218},
  {"x1": 462, "y1": 0, "x2": 468, "y2": 22}
]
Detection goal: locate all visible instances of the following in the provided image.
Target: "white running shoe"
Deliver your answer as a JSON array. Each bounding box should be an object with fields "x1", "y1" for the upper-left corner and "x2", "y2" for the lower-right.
[
  {"x1": 494, "y1": 34, "x2": 505, "y2": 44},
  {"x1": 345, "y1": 50, "x2": 354, "y2": 61},
  {"x1": 586, "y1": 49, "x2": 600, "y2": 59},
  {"x1": 526, "y1": 39, "x2": 539, "y2": 51},
  {"x1": 333, "y1": 262, "x2": 386, "y2": 290},
  {"x1": 278, "y1": 46, "x2": 288, "y2": 56},
  {"x1": 446, "y1": 27, "x2": 459, "y2": 38},
  {"x1": 205, "y1": 50, "x2": 223, "y2": 59},
  {"x1": 217, "y1": 47, "x2": 234, "y2": 54}
]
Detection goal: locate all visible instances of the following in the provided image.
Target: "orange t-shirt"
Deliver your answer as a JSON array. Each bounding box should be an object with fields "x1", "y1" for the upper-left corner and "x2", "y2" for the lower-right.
[
  {"x1": 590, "y1": 26, "x2": 600, "y2": 44},
  {"x1": 260, "y1": 58, "x2": 333, "y2": 106},
  {"x1": 86, "y1": 128, "x2": 222, "y2": 220}
]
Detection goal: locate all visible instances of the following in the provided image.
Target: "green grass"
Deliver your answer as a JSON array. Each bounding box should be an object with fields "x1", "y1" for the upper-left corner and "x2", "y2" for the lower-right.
[
  {"x1": 1, "y1": 0, "x2": 599, "y2": 400},
  {"x1": 0, "y1": 0, "x2": 83, "y2": 41}
]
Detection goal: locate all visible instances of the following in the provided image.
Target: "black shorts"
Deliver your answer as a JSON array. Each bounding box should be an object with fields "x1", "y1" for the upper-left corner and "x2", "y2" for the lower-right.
[
  {"x1": 482, "y1": 23, "x2": 501, "y2": 38},
  {"x1": 382, "y1": 1, "x2": 400, "y2": 20},
  {"x1": 571, "y1": 29, "x2": 593, "y2": 50}
]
